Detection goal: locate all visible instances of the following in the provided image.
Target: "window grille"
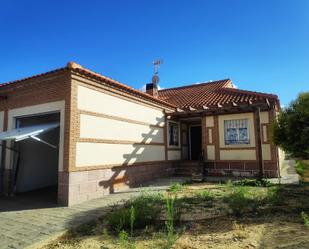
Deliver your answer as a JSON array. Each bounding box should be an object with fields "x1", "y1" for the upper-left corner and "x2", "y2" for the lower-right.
[{"x1": 224, "y1": 119, "x2": 249, "y2": 145}]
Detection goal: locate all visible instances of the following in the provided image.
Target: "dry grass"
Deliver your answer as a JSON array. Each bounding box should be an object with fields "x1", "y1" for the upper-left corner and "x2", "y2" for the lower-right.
[{"x1": 41, "y1": 182, "x2": 309, "y2": 249}]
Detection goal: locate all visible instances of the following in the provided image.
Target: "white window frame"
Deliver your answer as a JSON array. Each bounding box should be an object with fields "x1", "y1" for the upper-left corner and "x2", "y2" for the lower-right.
[{"x1": 167, "y1": 121, "x2": 180, "y2": 148}]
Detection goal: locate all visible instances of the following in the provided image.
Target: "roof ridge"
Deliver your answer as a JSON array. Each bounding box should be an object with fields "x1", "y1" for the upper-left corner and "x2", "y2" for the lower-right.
[
  {"x1": 158, "y1": 79, "x2": 231, "y2": 92},
  {"x1": 219, "y1": 87, "x2": 278, "y2": 99},
  {"x1": 0, "y1": 67, "x2": 67, "y2": 86},
  {"x1": 67, "y1": 62, "x2": 176, "y2": 108},
  {"x1": 0, "y1": 61, "x2": 176, "y2": 109}
]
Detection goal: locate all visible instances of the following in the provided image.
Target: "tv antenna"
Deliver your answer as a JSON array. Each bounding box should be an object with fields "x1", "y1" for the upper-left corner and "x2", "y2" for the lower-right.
[{"x1": 152, "y1": 59, "x2": 163, "y2": 85}]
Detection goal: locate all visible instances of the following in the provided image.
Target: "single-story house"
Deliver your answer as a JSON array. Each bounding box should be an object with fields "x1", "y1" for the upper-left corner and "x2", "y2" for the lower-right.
[{"x1": 0, "y1": 62, "x2": 281, "y2": 206}]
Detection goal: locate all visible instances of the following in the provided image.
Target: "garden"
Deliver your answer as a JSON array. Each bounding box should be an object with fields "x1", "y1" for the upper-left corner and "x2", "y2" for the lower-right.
[{"x1": 42, "y1": 179, "x2": 309, "y2": 249}]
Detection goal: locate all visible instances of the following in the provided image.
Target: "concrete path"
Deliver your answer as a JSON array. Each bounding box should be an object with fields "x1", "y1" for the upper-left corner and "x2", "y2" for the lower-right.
[{"x1": 0, "y1": 177, "x2": 186, "y2": 249}]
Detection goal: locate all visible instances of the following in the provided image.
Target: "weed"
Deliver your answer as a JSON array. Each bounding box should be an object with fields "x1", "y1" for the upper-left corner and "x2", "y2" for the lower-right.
[
  {"x1": 226, "y1": 179, "x2": 234, "y2": 187},
  {"x1": 169, "y1": 182, "x2": 184, "y2": 193},
  {"x1": 232, "y1": 220, "x2": 248, "y2": 239},
  {"x1": 195, "y1": 190, "x2": 214, "y2": 201},
  {"x1": 165, "y1": 196, "x2": 177, "y2": 248},
  {"x1": 225, "y1": 186, "x2": 254, "y2": 216},
  {"x1": 266, "y1": 186, "x2": 284, "y2": 206},
  {"x1": 107, "y1": 192, "x2": 163, "y2": 233},
  {"x1": 301, "y1": 211, "x2": 309, "y2": 230},
  {"x1": 130, "y1": 205, "x2": 135, "y2": 237}
]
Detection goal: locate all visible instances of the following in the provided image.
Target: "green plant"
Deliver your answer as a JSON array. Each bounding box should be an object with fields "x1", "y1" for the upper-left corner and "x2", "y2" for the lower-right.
[
  {"x1": 301, "y1": 211, "x2": 309, "y2": 230},
  {"x1": 169, "y1": 182, "x2": 184, "y2": 193},
  {"x1": 107, "y1": 192, "x2": 163, "y2": 233},
  {"x1": 165, "y1": 196, "x2": 177, "y2": 248},
  {"x1": 196, "y1": 190, "x2": 214, "y2": 201},
  {"x1": 225, "y1": 187, "x2": 254, "y2": 216},
  {"x1": 266, "y1": 186, "x2": 284, "y2": 206},
  {"x1": 272, "y1": 92, "x2": 309, "y2": 159},
  {"x1": 130, "y1": 205, "x2": 135, "y2": 237},
  {"x1": 234, "y1": 179, "x2": 272, "y2": 187},
  {"x1": 295, "y1": 160, "x2": 307, "y2": 176}
]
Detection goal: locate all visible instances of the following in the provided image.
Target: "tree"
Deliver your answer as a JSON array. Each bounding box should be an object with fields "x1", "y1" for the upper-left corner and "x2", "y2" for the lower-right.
[{"x1": 272, "y1": 92, "x2": 309, "y2": 159}]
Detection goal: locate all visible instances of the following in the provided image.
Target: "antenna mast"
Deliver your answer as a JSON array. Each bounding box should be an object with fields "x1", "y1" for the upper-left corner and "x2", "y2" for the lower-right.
[{"x1": 151, "y1": 59, "x2": 163, "y2": 86}]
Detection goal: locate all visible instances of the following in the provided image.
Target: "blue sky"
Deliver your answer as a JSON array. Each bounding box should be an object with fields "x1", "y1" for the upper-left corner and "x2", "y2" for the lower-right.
[{"x1": 0, "y1": 0, "x2": 308, "y2": 105}]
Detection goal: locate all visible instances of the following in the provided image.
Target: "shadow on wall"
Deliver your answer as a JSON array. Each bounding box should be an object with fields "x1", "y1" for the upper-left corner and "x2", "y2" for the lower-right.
[{"x1": 99, "y1": 117, "x2": 172, "y2": 195}]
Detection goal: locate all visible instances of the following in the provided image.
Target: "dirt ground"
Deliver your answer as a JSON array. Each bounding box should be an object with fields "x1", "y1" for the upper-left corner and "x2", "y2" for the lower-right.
[{"x1": 42, "y1": 183, "x2": 309, "y2": 249}]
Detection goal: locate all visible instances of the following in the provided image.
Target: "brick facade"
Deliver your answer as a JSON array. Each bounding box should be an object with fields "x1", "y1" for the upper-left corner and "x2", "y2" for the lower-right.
[{"x1": 0, "y1": 64, "x2": 280, "y2": 206}]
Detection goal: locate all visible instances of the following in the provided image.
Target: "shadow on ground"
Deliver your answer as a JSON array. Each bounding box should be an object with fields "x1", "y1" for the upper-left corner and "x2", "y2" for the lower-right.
[{"x1": 0, "y1": 186, "x2": 59, "y2": 212}]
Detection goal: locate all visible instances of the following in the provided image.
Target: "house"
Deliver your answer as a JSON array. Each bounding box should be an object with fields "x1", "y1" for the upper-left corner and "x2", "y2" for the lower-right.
[{"x1": 0, "y1": 62, "x2": 281, "y2": 206}]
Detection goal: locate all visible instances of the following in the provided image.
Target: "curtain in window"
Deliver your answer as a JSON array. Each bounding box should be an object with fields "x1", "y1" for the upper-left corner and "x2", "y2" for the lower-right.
[{"x1": 224, "y1": 119, "x2": 249, "y2": 145}]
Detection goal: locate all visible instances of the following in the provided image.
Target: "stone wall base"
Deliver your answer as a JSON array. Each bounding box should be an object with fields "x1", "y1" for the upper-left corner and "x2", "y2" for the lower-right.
[
  {"x1": 174, "y1": 160, "x2": 279, "y2": 178},
  {"x1": 58, "y1": 162, "x2": 175, "y2": 206},
  {"x1": 204, "y1": 161, "x2": 279, "y2": 178}
]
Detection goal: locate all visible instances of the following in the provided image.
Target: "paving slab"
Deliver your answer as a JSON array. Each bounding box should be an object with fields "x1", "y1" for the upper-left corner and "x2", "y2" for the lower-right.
[{"x1": 0, "y1": 177, "x2": 187, "y2": 249}]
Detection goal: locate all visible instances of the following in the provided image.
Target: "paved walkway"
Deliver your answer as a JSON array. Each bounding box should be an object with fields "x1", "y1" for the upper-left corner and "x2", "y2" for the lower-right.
[{"x1": 0, "y1": 177, "x2": 186, "y2": 249}]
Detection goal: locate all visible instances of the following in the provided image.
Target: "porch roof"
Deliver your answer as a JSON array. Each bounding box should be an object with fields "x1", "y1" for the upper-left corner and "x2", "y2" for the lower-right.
[{"x1": 158, "y1": 79, "x2": 279, "y2": 114}]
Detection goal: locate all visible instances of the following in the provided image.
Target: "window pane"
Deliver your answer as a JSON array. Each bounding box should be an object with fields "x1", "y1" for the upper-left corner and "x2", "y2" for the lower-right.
[
  {"x1": 224, "y1": 119, "x2": 249, "y2": 145},
  {"x1": 239, "y1": 128, "x2": 249, "y2": 143},
  {"x1": 169, "y1": 122, "x2": 179, "y2": 146}
]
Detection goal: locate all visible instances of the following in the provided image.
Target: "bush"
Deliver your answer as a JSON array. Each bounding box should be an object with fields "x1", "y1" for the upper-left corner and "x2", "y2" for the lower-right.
[
  {"x1": 295, "y1": 160, "x2": 309, "y2": 176},
  {"x1": 234, "y1": 179, "x2": 272, "y2": 187},
  {"x1": 107, "y1": 192, "x2": 163, "y2": 233},
  {"x1": 266, "y1": 186, "x2": 284, "y2": 206},
  {"x1": 301, "y1": 211, "x2": 309, "y2": 230},
  {"x1": 169, "y1": 182, "x2": 184, "y2": 193},
  {"x1": 225, "y1": 187, "x2": 255, "y2": 216},
  {"x1": 195, "y1": 190, "x2": 214, "y2": 201},
  {"x1": 272, "y1": 92, "x2": 309, "y2": 159}
]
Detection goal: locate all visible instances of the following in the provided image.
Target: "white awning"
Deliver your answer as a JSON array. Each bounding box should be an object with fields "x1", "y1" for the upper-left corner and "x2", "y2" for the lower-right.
[{"x1": 0, "y1": 123, "x2": 59, "y2": 148}]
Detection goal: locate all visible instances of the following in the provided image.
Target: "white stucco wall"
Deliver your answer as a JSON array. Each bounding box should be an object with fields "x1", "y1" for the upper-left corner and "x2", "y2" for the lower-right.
[
  {"x1": 167, "y1": 150, "x2": 181, "y2": 161},
  {"x1": 77, "y1": 85, "x2": 165, "y2": 126},
  {"x1": 207, "y1": 145, "x2": 215, "y2": 160},
  {"x1": 76, "y1": 142, "x2": 165, "y2": 166},
  {"x1": 80, "y1": 114, "x2": 164, "y2": 143},
  {"x1": 220, "y1": 150, "x2": 256, "y2": 160},
  {"x1": 76, "y1": 85, "x2": 167, "y2": 167}
]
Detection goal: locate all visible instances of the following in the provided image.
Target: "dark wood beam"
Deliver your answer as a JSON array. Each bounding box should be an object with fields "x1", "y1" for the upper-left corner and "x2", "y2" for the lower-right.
[{"x1": 255, "y1": 107, "x2": 264, "y2": 179}]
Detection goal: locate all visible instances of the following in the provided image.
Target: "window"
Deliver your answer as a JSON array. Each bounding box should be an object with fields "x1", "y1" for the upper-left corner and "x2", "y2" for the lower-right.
[
  {"x1": 224, "y1": 119, "x2": 249, "y2": 145},
  {"x1": 168, "y1": 122, "x2": 179, "y2": 146}
]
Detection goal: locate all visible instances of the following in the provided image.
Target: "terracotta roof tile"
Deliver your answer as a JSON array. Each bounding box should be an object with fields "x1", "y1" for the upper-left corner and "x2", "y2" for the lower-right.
[
  {"x1": 158, "y1": 79, "x2": 278, "y2": 109},
  {"x1": 0, "y1": 62, "x2": 175, "y2": 109}
]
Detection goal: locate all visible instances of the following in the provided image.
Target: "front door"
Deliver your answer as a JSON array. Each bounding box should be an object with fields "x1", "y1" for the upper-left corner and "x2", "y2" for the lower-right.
[{"x1": 190, "y1": 126, "x2": 202, "y2": 160}]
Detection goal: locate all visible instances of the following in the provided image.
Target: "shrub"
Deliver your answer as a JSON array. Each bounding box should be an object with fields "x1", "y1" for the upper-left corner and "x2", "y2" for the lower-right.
[
  {"x1": 169, "y1": 182, "x2": 184, "y2": 193},
  {"x1": 107, "y1": 192, "x2": 163, "y2": 233},
  {"x1": 195, "y1": 190, "x2": 214, "y2": 201},
  {"x1": 234, "y1": 179, "x2": 272, "y2": 187},
  {"x1": 266, "y1": 186, "x2": 284, "y2": 206},
  {"x1": 301, "y1": 211, "x2": 309, "y2": 230},
  {"x1": 272, "y1": 92, "x2": 309, "y2": 159},
  {"x1": 225, "y1": 187, "x2": 254, "y2": 216},
  {"x1": 295, "y1": 160, "x2": 307, "y2": 176}
]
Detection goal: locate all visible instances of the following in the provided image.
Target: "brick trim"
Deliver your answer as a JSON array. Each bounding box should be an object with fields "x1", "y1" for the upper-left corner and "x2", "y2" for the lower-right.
[
  {"x1": 78, "y1": 138, "x2": 164, "y2": 146},
  {"x1": 72, "y1": 160, "x2": 178, "y2": 171},
  {"x1": 78, "y1": 110, "x2": 164, "y2": 128}
]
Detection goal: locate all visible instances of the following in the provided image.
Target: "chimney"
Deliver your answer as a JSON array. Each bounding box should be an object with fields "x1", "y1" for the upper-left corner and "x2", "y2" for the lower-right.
[{"x1": 146, "y1": 83, "x2": 158, "y2": 97}]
